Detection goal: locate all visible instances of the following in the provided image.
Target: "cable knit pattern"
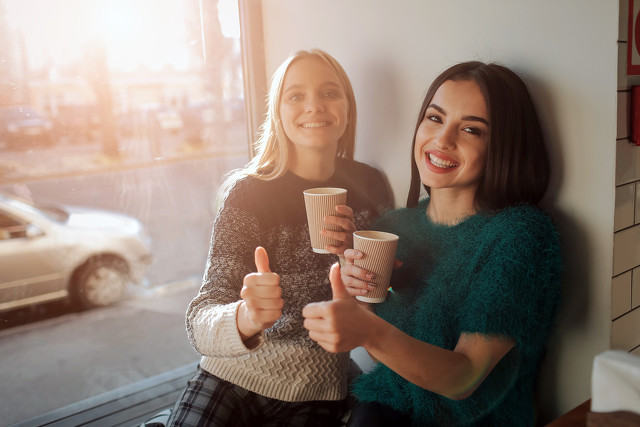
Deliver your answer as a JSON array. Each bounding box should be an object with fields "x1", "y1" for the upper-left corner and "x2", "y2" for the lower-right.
[
  {"x1": 352, "y1": 198, "x2": 563, "y2": 426},
  {"x1": 186, "y1": 158, "x2": 393, "y2": 402}
]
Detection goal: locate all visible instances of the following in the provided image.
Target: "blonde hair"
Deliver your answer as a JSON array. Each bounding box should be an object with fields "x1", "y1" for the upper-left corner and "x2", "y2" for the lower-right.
[{"x1": 233, "y1": 49, "x2": 357, "y2": 184}]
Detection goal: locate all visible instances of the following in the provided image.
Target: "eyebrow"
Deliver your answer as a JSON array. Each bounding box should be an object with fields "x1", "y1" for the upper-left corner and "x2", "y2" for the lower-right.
[
  {"x1": 428, "y1": 103, "x2": 489, "y2": 126},
  {"x1": 283, "y1": 81, "x2": 342, "y2": 92}
]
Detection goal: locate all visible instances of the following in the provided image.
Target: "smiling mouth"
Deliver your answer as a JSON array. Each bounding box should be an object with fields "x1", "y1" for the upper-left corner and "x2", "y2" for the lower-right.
[
  {"x1": 301, "y1": 122, "x2": 330, "y2": 128},
  {"x1": 428, "y1": 153, "x2": 458, "y2": 168}
]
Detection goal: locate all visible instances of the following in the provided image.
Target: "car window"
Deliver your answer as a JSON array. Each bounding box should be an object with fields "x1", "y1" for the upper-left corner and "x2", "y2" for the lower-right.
[
  {"x1": 0, "y1": 210, "x2": 26, "y2": 239},
  {"x1": 0, "y1": 0, "x2": 256, "y2": 424}
]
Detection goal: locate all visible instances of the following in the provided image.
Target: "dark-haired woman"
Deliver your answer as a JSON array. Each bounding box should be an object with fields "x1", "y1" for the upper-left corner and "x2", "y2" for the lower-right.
[{"x1": 303, "y1": 61, "x2": 563, "y2": 426}]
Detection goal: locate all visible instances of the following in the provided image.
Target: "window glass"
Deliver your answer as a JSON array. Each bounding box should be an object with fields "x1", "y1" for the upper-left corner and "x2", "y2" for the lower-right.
[{"x1": 0, "y1": 0, "x2": 250, "y2": 423}]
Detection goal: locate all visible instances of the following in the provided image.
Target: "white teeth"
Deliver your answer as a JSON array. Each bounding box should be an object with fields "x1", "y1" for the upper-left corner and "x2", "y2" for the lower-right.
[
  {"x1": 302, "y1": 122, "x2": 329, "y2": 128},
  {"x1": 428, "y1": 153, "x2": 457, "y2": 168}
]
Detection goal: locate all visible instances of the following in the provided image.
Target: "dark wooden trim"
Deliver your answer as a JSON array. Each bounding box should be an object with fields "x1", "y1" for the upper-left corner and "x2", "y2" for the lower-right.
[
  {"x1": 545, "y1": 399, "x2": 591, "y2": 427},
  {"x1": 238, "y1": 0, "x2": 267, "y2": 158},
  {"x1": 14, "y1": 362, "x2": 197, "y2": 427}
]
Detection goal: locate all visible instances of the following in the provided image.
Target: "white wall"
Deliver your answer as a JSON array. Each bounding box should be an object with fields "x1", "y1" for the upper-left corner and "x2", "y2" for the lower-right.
[{"x1": 258, "y1": 0, "x2": 618, "y2": 421}]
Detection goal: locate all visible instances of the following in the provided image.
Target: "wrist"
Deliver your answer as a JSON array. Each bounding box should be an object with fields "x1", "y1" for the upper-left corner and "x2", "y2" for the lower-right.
[
  {"x1": 360, "y1": 308, "x2": 382, "y2": 349},
  {"x1": 237, "y1": 301, "x2": 260, "y2": 341}
]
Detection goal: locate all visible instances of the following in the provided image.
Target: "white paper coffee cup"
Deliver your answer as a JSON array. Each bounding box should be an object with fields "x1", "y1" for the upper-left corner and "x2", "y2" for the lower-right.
[
  {"x1": 303, "y1": 187, "x2": 347, "y2": 254},
  {"x1": 353, "y1": 230, "x2": 399, "y2": 303}
]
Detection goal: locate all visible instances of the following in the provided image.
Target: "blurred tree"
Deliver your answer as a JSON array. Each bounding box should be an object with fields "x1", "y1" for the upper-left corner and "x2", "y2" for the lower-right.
[
  {"x1": 184, "y1": 0, "x2": 234, "y2": 107},
  {"x1": 0, "y1": 0, "x2": 18, "y2": 106},
  {"x1": 85, "y1": 40, "x2": 119, "y2": 159}
]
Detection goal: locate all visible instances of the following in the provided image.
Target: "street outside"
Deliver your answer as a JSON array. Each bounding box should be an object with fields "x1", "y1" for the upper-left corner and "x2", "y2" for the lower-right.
[
  {"x1": 0, "y1": 136, "x2": 249, "y2": 425},
  {"x1": 0, "y1": 281, "x2": 200, "y2": 426}
]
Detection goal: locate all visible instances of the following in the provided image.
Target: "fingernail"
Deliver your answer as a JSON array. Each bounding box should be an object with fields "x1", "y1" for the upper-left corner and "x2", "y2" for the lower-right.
[
  {"x1": 367, "y1": 284, "x2": 377, "y2": 290},
  {"x1": 366, "y1": 273, "x2": 376, "y2": 280}
]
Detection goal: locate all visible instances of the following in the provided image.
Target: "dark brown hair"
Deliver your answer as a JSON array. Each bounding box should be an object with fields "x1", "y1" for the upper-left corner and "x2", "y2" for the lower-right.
[{"x1": 406, "y1": 61, "x2": 550, "y2": 210}]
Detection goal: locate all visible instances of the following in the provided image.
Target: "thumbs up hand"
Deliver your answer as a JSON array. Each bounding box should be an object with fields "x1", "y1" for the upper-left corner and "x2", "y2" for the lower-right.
[
  {"x1": 302, "y1": 263, "x2": 371, "y2": 353},
  {"x1": 237, "y1": 247, "x2": 283, "y2": 341},
  {"x1": 253, "y1": 245, "x2": 271, "y2": 273},
  {"x1": 329, "y1": 261, "x2": 350, "y2": 300}
]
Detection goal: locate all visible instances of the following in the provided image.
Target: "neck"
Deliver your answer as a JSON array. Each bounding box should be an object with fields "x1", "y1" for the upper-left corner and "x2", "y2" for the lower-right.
[
  {"x1": 426, "y1": 189, "x2": 478, "y2": 225},
  {"x1": 287, "y1": 144, "x2": 338, "y2": 181}
]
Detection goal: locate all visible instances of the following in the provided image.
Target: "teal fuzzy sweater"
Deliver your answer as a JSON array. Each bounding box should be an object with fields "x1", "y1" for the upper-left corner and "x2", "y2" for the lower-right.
[{"x1": 352, "y1": 198, "x2": 563, "y2": 426}]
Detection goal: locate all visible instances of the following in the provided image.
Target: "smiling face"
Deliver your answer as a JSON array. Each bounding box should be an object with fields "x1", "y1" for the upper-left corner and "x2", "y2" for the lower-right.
[
  {"x1": 414, "y1": 79, "x2": 489, "y2": 199},
  {"x1": 279, "y1": 56, "x2": 349, "y2": 157}
]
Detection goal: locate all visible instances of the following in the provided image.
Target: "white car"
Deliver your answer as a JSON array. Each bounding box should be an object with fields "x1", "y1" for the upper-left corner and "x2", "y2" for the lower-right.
[{"x1": 0, "y1": 193, "x2": 153, "y2": 311}]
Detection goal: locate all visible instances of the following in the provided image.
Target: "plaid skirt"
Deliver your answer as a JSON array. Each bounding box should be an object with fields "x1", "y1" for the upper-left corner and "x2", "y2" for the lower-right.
[{"x1": 166, "y1": 366, "x2": 347, "y2": 427}]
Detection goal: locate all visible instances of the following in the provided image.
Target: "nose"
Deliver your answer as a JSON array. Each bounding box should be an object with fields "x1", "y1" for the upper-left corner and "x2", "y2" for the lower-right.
[
  {"x1": 434, "y1": 125, "x2": 456, "y2": 150},
  {"x1": 305, "y1": 95, "x2": 325, "y2": 113}
]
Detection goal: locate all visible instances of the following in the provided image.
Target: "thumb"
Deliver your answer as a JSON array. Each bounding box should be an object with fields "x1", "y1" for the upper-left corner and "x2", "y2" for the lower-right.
[
  {"x1": 330, "y1": 262, "x2": 349, "y2": 300},
  {"x1": 254, "y1": 246, "x2": 271, "y2": 273}
]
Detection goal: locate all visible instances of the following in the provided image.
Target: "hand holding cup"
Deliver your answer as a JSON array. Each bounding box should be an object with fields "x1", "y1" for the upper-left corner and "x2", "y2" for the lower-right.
[
  {"x1": 352, "y1": 231, "x2": 399, "y2": 303},
  {"x1": 322, "y1": 204, "x2": 356, "y2": 255},
  {"x1": 338, "y1": 249, "x2": 374, "y2": 298},
  {"x1": 303, "y1": 187, "x2": 348, "y2": 254}
]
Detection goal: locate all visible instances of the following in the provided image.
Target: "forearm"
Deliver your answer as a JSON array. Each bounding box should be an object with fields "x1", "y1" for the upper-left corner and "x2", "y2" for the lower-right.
[
  {"x1": 357, "y1": 302, "x2": 378, "y2": 362},
  {"x1": 362, "y1": 314, "x2": 477, "y2": 400},
  {"x1": 191, "y1": 200, "x2": 262, "y2": 351}
]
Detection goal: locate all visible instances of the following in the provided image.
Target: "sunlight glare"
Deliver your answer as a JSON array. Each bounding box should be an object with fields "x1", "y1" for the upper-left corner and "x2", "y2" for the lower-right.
[
  {"x1": 91, "y1": 0, "x2": 189, "y2": 72},
  {"x1": 218, "y1": 0, "x2": 240, "y2": 39}
]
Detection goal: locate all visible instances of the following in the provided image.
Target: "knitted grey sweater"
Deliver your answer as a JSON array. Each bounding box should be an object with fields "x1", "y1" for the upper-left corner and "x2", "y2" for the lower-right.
[{"x1": 186, "y1": 159, "x2": 393, "y2": 402}]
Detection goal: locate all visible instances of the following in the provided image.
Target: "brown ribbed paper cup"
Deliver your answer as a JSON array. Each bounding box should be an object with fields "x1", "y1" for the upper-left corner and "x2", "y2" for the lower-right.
[
  {"x1": 353, "y1": 230, "x2": 399, "y2": 303},
  {"x1": 303, "y1": 187, "x2": 347, "y2": 254}
]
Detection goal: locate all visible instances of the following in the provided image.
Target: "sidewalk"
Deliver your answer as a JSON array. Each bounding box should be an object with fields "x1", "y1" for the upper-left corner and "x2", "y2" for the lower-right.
[
  {"x1": 0, "y1": 280, "x2": 201, "y2": 426},
  {"x1": 0, "y1": 134, "x2": 247, "y2": 184}
]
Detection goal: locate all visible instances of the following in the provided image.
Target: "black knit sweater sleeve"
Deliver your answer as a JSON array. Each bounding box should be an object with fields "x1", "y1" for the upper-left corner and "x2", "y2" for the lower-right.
[{"x1": 185, "y1": 176, "x2": 265, "y2": 356}]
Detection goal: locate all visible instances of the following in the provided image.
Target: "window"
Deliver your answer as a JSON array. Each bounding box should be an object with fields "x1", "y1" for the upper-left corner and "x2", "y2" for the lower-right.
[
  {"x1": 0, "y1": 210, "x2": 26, "y2": 239},
  {"x1": 0, "y1": 0, "x2": 259, "y2": 423}
]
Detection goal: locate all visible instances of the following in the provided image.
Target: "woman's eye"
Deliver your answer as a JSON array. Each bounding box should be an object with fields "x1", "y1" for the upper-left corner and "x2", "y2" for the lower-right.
[
  {"x1": 288, "y1": 94, "x2": 302, "y2": 101},
  {"x1": 463, "y1": 126, "x2": 483, "y2": 136},
  {"x1": 426, "y1": 114, "x2": 441, "y2": 123},
  {"x1": 324, "y1": 90, "x2": 339, "y2": 99}
]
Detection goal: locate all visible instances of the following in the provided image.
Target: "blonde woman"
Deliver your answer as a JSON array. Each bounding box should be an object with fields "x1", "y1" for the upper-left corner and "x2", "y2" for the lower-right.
[{"x1": 167, "y1": 49, "x2": 393, "y2": 426}]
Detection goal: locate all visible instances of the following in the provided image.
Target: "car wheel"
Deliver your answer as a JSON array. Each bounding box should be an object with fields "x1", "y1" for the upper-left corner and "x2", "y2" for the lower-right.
[{"x1": 72, "y1": 257, "x2": 129, "y2": 309}]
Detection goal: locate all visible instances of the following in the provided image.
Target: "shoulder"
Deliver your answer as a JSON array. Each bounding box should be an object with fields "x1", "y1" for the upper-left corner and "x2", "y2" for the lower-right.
[
  {"x1": 335, "y1": 158, "x2": 384, "y2": 180},
  {"x1": 489, "y1": 205, "x2": 558, "y2": 240},
  {"x1": 374, "y1": 199, "x2": 425, "y2": 229},
  {"x1": 335, "y1": 158, "x2": 394, "y2": 208},
  {"x1": 223, "y1": 174, "x2": 258, "y2": 198},
  {"x1": 220, "y1": 174, "x2": 268, "y2": 211},
  {"x1": 482, "y1": 205, "x2": 562, "y2": 268}
]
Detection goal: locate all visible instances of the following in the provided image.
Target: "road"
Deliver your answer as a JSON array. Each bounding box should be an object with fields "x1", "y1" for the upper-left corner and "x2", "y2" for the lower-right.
[{"x1": 0, "y1": 280, "x2": 201, "y2": 426}]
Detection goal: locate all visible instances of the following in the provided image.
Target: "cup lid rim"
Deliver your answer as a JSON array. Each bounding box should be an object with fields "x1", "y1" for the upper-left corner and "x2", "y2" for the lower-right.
[
  {"x1": 303, "y1": 187, "x2": 347, "y2": 195},
  {"x1": 353, "y1": 230, "x2": 399, "y2": 241}
]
